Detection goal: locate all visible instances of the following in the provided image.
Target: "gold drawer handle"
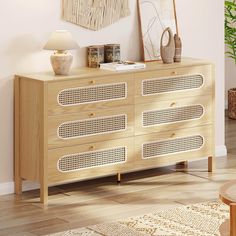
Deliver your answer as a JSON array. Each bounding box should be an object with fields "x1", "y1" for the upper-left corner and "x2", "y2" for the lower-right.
[
  {"x1": 89, "y1": 145, "x2": 95, "y2": 150},
  {"x1": 90, "y1": 113, "x2": 95, "y2": 117},
  {"x1": 171, "y1": 133, "x2": 176, "y2": 138},
  {"x1": 170, "y1": 102, "x2": 176, "y2": 107},
  {"x1": 171, "y1": 71, "x2": 177, "y2": 75},
  {"x1": 90, "y1": 80, "x2": 95, "y2": 84}
]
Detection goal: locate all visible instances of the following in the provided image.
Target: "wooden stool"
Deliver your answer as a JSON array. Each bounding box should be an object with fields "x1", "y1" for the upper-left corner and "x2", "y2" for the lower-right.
[{"x1": 219, "y1": 180, "x2": 236, "y2": 236}]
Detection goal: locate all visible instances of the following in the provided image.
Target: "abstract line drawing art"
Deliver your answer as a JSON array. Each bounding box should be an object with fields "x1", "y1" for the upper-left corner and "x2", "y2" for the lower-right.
[
  {"x1": 62, "y1": 0, "x2": 130, "y2": 31},
  {"x1": 138, "y1": 0, "x2": 177, "y2": 61}
]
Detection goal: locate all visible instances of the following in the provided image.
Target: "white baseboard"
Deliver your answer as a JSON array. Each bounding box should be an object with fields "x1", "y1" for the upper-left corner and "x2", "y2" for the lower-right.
[
  {"x1": 216, "y1": 145, "x2": 227, "y2": 157},
  {"x1": 0, "y1": 181, "x2": 40, "y2": 196},
  {"x1": 0, "y1": 182, "x2": 14, "y2": 196},
  {"x1": 0, "y1": 145, "x2": 228, "y2": 196}
]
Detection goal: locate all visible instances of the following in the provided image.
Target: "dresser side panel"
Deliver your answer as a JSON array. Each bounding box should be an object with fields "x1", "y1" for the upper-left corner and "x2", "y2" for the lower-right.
[{"x1": 19, "y1": 78, "x2": 46, "y2": 181}]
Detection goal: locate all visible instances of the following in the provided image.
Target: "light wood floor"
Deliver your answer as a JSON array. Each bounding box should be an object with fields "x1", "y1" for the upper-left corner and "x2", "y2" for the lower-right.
[{"x1": 0, "y1": 116, "x2": 235, "y2": 236}]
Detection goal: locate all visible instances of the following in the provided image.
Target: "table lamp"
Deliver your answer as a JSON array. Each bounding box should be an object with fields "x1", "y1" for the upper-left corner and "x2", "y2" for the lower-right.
[{"x1": 44, "y1": 30, "x2": 78, "y2": 75}]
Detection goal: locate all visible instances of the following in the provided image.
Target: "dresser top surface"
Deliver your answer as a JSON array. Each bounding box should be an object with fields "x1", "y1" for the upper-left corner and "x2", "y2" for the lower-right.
[{"x1": 16, "y1": 58, "x2": 213, "y2": 82}]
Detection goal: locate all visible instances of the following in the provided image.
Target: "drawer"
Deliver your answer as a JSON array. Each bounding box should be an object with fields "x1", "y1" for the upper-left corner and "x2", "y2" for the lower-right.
[
  {"x1": 134, "y1": 125, "x2": 213, "y2": 169},
  {"x1": 48, "y1": 74, "x2": 134, "y2": 115},
  {"x1": 48, "y1": 137, "x2": 134, "y2": 184},
  {"x1": 135, "y1": 65, "x2": 213, "y2": 104},
  {"x1": 135, "y1": 95, "x2": 213, "y2": 135},
  {"x1": 48, "y1": 106, "x2": 134, "y2": 149}
]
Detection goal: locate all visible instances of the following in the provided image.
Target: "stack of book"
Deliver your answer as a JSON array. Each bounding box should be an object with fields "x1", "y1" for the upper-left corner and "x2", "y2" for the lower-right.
[{"x1": 100, "y1": 61, "x2": 146, "y2": 71}]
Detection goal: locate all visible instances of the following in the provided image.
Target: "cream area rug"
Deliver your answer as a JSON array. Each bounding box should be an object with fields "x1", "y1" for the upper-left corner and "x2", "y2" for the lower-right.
[{"x1": 46, "y1": 201, "x2": 229, "y2": 236}]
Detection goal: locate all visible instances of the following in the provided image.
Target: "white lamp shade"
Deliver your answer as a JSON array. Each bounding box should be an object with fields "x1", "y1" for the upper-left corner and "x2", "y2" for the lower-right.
[{"x1": 44, "y1": 30, "x2": 78, "y2": 51}]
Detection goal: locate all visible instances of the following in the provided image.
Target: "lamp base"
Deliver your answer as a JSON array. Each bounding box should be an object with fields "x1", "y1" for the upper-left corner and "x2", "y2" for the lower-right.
[{"x1": 50, "y1": 53, "x2": 73, "y2": 75}]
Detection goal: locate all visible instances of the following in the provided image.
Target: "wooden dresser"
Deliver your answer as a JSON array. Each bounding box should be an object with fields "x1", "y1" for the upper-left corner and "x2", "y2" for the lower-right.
[{"x1": 15, "y1": 58, "x2": 215, "y2": 204}]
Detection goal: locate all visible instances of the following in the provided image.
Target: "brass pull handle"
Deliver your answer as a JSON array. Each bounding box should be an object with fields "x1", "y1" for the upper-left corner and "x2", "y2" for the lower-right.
[
  {"x1": 171, "y1": 133, "x2": 176, "y2": 138},
  {"x1": 170, "y1": 102, "x2": 176, "y2": 107},
  {"x1": 90, "y1": 80, "x2": 95, "y2": 84},
  {"x1": 172, "y1": 71, "x2": 177, "y2": 75},
  {"x1": 90, "y1": 113, "x2": 95, "y2": 117},
  {"x1": 89, "y1": 145, "x2": 95, "y2": 150}
]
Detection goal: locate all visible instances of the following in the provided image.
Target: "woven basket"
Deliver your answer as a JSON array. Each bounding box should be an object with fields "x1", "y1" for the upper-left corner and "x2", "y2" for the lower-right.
[{"x1": 228, "y1": 88, "x2": 236, "y2": 119}]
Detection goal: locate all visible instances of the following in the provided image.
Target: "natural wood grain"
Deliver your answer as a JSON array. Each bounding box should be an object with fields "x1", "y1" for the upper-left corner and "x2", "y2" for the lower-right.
[
  {"x1": 19, "y1": 79, "x2": 44, "y2": 182},
  {"x1": 17, "y1": 78, "x2": 49, "y2": 203},
  {"x1": 230, "y1": 203, "x2": 236, "y2": 236},
  {"x1": 15, "y1": 58, "x2": 213, "y2": 82},
  {"x1": 1, "y1": 146, "x2": 235, "y2": 236},
  {"x1": 134, "y1": 125, "x2": 213, "y2": 168},
  {"x1": 47, "y1": 74, "x2": 134, "y2": 116},
  {"x1": 117, "y1": 173, "x2": 121, "y2": 183},
  {"x1": 47, "y1": 137, "x2": 134, "y2": 184},
  {"x1": 14, "y1": 76, "x2": 22, "y2": 195},
  {"x1": 135, "y1": 94, "x2": 213, "y2": 135},
  {"x1": 135, "y1": 65, "x2": 213, "y2": 105},
  {"x1": 47, "y1": 106, "x2": 135, "y2": 149},
  {"x1": 208, "y1": 156, "x2": 215, "y2": 172},
  {"x1": 15, "y1": 59, "x2": 215, "y2": 204},
  {"x1": 40, "y1": 82, "x2": 48, "y2": 204}
]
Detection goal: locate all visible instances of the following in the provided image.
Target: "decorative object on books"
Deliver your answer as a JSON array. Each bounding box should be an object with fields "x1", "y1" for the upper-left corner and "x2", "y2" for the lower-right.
[
  {"x1": 225, "y1": 1, "x2": 236, "y2": 119},
  {"x1": 160, "y1": 27, "x2": 175, "y2": 64},
  {"x1": 61, "y1": 0, "x2": 130, "y2": 31},
  {"x1": 46, "y1": 201, "x2": 228, "y2": 236},
  {"x1": 43, "y1": 30, "x2": 78, "y2": 75},
  {"x1": 100, "y1": 61, "x2": 146, "y2": 71},
  {"x1": 87, "y1": 45, "x2": 105, "y2": 68},
  {"x1": 104, "y1": 44, "x2": 120, "y2": 63},
  {"x1": 173, "y1": 0, "x2": 182, "y2": 63},
  {"x1": 138, "y1": 0, "x2": 177, "y2": 61}
]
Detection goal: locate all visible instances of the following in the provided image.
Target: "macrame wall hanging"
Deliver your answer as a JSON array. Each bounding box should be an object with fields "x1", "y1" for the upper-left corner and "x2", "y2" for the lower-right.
[{"x1": 61, "y1": 0, "x2": 130, "y2": 31}]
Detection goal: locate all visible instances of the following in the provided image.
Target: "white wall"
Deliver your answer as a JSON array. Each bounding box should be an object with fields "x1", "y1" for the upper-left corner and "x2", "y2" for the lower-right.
[{"x1": 0, "y1": 1, "x2": 225, "y2": 187}]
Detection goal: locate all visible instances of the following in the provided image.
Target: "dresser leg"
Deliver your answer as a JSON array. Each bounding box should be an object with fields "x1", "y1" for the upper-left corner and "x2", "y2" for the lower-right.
[
  {"x1": 177, "y1": 161, "x2": 188, "y2": 168},
  {"x1": 14, "y1": 176, "x2": 22, "y2": 195},
  {"x1": 14, "y1": 76, "x2": 22, "y2": 195},
  {"x1": 208, "y1": 156, "x2": 215, "y2": 172},
  {"x1": 40, "y1": 183, "x2": 48, "y2": 204},
  {"x1": 117, "y1": 173, "x2": 121, "y2": 183},
  {"x1": 230, "y1": 203, "x2": 236, "y2": 236}
]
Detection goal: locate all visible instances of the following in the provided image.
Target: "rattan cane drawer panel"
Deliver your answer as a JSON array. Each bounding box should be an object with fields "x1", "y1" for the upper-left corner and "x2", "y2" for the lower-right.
[
  {"x1": 48, "y1": 137, "x2": 134, "y2": 184},
  {"x1": 135, "y1": 65, "x2": 212, "y2": 104},
  {"x1": 134, "y1": 125, "x2": 213, "y2": 167},
  {"x1": 135, "y1": 95, "x2": 213, "y2": 135},
  {"x1": 48, "y1": 74, "x2": 134, "y2": 115},
  {"x1": 48, "y1": 106, "x2": 134, "y2": 149}
]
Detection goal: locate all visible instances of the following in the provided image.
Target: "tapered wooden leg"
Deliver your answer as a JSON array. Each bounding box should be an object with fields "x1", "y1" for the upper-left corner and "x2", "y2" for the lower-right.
[
  {"x1": 177, "y1": 161, "x2": 188, "y2": 168},
  {"x1": 208, "y1": 156, "x2": 215, "y2": 172},
  {"x1": 40, "y1": 182, "x2": 48, "y2": 204},
  {"x1": 230, "y1": 203, "x2": 236, "y2": 236},
  {"x1": 14, "y1": 176, "x2": 22, "y2": 195},
  {"x1": 117, "y1": 173, "x2": 121, "y2": 183},
  {"x1": 40, "y1": 168, "x2": 48, "y2": 204},
  {"x1": 14, "y1": 76, "x2": 22, "y2": 195}
]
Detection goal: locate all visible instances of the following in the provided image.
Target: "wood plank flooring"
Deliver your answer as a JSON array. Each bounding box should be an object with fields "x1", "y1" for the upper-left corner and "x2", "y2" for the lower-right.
[{"x1": 0, "y1": 115, "x2": 235, "y2": 236}]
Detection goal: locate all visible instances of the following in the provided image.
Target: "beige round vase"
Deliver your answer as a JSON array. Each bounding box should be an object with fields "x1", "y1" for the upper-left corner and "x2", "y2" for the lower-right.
[
  {"x1": 228, "y1": 88, "x2": 236, "y2": 119},
  {"x1": 50, "y1": 53, "x2": 73, "y2": 75}
]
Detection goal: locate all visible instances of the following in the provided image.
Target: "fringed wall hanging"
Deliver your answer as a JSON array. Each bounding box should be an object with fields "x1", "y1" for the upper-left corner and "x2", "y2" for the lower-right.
[{"x1": 61, "y1": 0, "x2": 130, "y2": 31}]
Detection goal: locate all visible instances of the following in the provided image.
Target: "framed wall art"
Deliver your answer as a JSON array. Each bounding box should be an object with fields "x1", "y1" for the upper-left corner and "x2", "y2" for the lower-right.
[{"x1": 138, "y1": 0, "x2": 177, "y2": 61}]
